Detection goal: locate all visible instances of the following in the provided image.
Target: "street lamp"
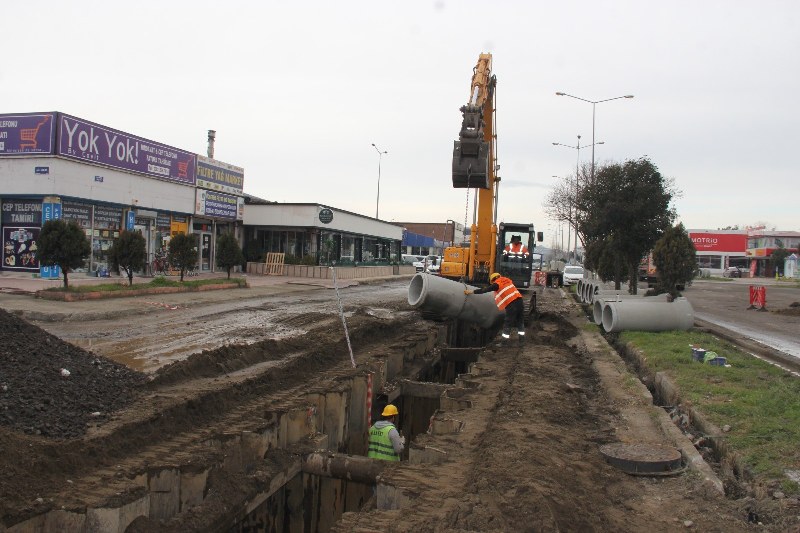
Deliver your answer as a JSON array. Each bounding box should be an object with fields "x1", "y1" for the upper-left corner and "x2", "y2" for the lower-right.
[
  {"x1": 552, "y1": 137, "x2": 604, "y2": 261},
  {"x1": 371, "y1": 143, "x2": 388, "y2": 219},
  {"x1": 555, "y1": 92, "x2": 633, "y2": 180}
]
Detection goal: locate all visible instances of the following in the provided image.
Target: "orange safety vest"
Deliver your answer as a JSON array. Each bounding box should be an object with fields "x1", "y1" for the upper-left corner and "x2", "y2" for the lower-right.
[
  {"x1": 493, "y1": 276, "x2": 522, "y2": 310},
  {"x1": 503, "y1": 243, "x2": 529, "y2": 258}
]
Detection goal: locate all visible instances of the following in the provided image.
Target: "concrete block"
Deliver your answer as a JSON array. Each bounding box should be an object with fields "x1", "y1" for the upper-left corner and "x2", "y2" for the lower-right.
[
  {"x1": 180, "y1": 468, "x2": 209, "y2": 511},
  {"x1": 149, "y1": 468, "x2": 180, "y2": 520},
  {"x1": 323, "y1": 391, "x2": 347, "y2": 451},
  {"x1": 86, "y1": 494, "x2": 149, "y2": 533},
  {"x1": 286, "y1": 407, "x2": 315, "y2": 445},
  {"x1": 408, "y1": 445, "x2": 448, "y2": 465},
  {"x1": 429, "y1": 415, "x2": 464, "y2": 435}
]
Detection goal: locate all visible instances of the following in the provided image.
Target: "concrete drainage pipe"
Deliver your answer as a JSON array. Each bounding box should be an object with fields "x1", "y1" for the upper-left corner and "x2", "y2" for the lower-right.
[
  {"x1": 592, "y1": 293, "x2": 671, "y2": 325},
  {"x1": 601, "y1": 297, "x2": 694, "y2": 333},
  {"x1": 407, "y1": 273, "x2": 503, "y2": 328}
]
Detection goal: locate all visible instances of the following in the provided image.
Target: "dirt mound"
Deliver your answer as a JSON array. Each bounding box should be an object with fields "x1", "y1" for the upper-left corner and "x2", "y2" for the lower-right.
[{"x1": 0, "y1": 309, "x2": 147, "y2": 439}]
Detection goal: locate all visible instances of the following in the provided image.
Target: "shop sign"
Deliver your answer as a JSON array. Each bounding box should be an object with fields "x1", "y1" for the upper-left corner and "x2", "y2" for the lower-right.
[
  {"x1": 156, "y1": 213, "x2": 172, "y2": 229},
  {"x1": 57, "y1": 114, "x2": 196, "y2": 185},
  {"x1": 35, "y1": 166, "x2": 50, "y2": 175},
  {"x1": 3, "y1": 227, "x2": 40, "y2": 271},
  {"x1": 319, "y1": 208, "x2": 334, "y2": 224},
  {"x1": 2, "y1": 200, "x2": 42, "y2": 225},
  {"x1": 195, "y1": 189, "x2": 240, "y2": 220},
  {"x1": 40, "y1": 201, "x2": 62, "y2": 279},
  {"x1": 0, "y1": 113, "x2": 56, "y2": 155},
  {"x1": 62, "y1": 202, "x2": 92, "y2": 229},
  {"x1": 171, "y1": 214, "x2": 188, "y2": 235},
  {"x1": 689, "y1": 232, "x2": 747, "y2": 252},
  {"x1": 196, "y1": 155, "x2": 244, "y2": 195},
  {"x1": 94, "y1": 206, "x2": 123, "y2": 229}
]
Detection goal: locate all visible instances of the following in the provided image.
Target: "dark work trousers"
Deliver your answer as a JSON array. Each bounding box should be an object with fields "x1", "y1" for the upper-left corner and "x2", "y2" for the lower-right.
[{"x1": 502, "y1": 298, "x2": 525, "y2": 338}]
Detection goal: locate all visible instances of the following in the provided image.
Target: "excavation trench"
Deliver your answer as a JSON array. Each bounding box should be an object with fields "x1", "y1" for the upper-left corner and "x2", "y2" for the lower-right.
[{"x1": 4, "y1": 309, "x2": 473, "y2": 533}]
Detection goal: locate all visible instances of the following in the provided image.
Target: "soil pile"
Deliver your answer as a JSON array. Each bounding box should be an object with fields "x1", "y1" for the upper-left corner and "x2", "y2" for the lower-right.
[{"x1": 0, "y1": 309, "x2": 147, "y2": 439}]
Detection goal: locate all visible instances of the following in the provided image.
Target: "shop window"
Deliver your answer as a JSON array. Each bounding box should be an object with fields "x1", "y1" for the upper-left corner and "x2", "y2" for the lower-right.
[{"x1": 697, "y1": 255, "x2": 722, "y2": 269}]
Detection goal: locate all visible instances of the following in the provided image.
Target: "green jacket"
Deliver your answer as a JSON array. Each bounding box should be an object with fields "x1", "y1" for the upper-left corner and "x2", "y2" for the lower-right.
[{"x1": 368, "y1": 422, "x2": 400, "y2": 461}]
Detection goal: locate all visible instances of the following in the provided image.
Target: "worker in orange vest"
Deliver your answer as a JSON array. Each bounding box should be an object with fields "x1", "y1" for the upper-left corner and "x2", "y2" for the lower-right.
[
  {"x1": 503, "y1": 235, "x2": 529, "y2": 260},
  {"x1": 464, "y1": 272, "x2": 525, "y2": 344}
]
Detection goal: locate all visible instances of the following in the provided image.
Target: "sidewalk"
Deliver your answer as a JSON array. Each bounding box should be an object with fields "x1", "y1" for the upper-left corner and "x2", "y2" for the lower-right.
[{"x1": 0, "y1": 270, "x2": 414, "y2": 322}]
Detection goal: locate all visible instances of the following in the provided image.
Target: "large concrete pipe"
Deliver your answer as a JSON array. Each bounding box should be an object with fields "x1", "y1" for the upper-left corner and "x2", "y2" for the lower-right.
[
  {"x1": 407, "y1": 273, "x2": 502, "y2": 328},
  {"x1": 302, "y1": 452, "x2": 386, "y2": 484},
  {"x1": 601, "y1": 297, "x2": 694, "y2": 333},
  {"x1": 592, "y1": 293, "x2": 670, "y2": 324}
]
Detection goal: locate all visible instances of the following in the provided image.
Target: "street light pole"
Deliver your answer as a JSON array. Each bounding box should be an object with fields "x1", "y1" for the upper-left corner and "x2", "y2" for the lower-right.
[
  {"x1": 371, "y1": 143, "x2": 388, "y2": 219},
  {"x1": 555, "y1": 92, "x2": 634, "y2": 180}
]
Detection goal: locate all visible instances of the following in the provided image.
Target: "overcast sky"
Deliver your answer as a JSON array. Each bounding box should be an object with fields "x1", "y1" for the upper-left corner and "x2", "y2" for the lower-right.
[{"x1": 3, "y1": 1, "x2": 799, "y2": 238}]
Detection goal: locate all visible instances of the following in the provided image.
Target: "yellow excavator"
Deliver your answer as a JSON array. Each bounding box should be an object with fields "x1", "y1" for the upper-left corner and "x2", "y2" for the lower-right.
[
  {"x1": 440, "y1": 53, "x2": 542, "y2": 315},
  {"x1": 441, "y1": 53, "x2": 498, "y2": 284}
]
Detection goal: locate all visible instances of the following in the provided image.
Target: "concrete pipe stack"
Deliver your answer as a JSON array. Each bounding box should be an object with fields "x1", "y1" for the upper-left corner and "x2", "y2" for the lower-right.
[{"x1": 591, "y1": 292, "x2": 671, "y2": 325}]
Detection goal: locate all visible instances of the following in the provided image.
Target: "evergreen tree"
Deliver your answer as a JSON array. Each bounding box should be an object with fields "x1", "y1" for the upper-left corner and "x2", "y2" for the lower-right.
[
  {"x1": 37, "y1": 219, "x2": 91, "y2": 289},
  {"x1": 770, "y1": 243, "x2": 790, "y2": 277},
  {"x1": 107, "y1": 230, "x2": 147, "y2": 286},
  {"x1": 215, "y1": 233, "x2": 244, "y2": 279},
  {"x1": 651, "y1": 223, "x2": 697, "y2": 299},
  {"x1": 168, "y1": 233, "x2": 198, "y2": 282}
]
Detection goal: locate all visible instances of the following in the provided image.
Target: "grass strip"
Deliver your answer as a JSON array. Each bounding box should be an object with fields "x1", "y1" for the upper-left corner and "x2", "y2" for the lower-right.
[
  {"x1": 43, "y1": 277, "x2": 247, "y2": 293},
  {"x1": 619, "y1": 329, "x2": 800, "y2": 493}
]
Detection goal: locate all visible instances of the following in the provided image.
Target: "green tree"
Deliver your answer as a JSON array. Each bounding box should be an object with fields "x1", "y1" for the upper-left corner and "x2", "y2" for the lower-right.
[
  {"x1": 577, "y1": 157, "x2": 676, "y2": 293},
  {"x1": 107, "y1": 230, "x2": 147, "y2": 286},
  {"x1": 770, "y1": 243, "x2": 790, "y2": 277},
  {"x1": 168, "y1": 233, "x2": 198, "y2": 282},
  {"x1": 651, "y1": 223, "x2": 697, "y2": 299},
  {"x1": 37, "y1": 219, "x2": 91, "y2": 289},
  {"x1": 215, "y1": 233, "x2": 244, "y2": 279}
]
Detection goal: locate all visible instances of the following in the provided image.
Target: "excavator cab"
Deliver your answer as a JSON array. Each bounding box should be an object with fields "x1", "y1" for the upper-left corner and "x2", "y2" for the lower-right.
[{"x1": 452, "y1": 104, "x2": 490, "y2": 189}]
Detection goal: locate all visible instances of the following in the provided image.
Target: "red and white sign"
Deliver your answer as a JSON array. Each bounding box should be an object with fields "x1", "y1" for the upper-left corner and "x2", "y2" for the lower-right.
[
  {"x1": 749, "y1": 285, "x2": 766, "y2": 309},
  {"x1": 689, "y1": 232, "x2": 747, "y2": 252}
]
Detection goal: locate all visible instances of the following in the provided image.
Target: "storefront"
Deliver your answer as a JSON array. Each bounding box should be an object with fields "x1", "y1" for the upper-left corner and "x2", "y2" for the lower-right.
[
  {"x1": 688, "y1": 230, "x2": 748, "y2": 275},
  {"x1": 243, "y1": 202, "x2": 402, "y2": 265},
  {"x1": 746, "y1": 231, "x2": 800, "y2": 277},
  {"x1": 1, "y1": 112, "x2": 245, "y2": 276}
]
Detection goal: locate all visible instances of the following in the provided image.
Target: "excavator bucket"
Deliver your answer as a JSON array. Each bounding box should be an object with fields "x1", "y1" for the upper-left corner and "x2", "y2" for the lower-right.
[{"x1": 452, "y1": 105, "x2": 490, "y2": 189}]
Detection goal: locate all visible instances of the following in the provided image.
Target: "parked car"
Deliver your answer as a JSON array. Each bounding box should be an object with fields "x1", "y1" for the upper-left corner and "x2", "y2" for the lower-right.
[
  {"x1": 723, "y1": 266, "x2": 742, "y2": 278},
  {"x1": 413, "y1": 255, "x2": 440, "y2": 273},
  {"x1": 562, "y1": 265, "x2": 585, "y2": 285}
]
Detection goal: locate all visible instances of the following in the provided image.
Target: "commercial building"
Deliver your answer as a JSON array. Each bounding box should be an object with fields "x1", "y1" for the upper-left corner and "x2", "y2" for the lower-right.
[
  {"x1": 688, "y1": 228, "x2": 800, "y2": 277},
  {"x1": 243, "y1": 199, "x2": 403, "y2": 264},
  {"x1": 1, "y1": 112, "x2": 403, "y2": 276}
]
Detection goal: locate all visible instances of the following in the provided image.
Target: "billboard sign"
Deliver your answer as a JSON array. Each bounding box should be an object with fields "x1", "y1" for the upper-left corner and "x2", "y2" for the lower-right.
[
  {"x1": 195, "y1": 189, "x2": 243, "y2": 220},
  {"x1": 57, "y1": 114, "x2": 196, "y2": 185},
  {"x1": 689, "y1": 232, "x2": 747, "y2": 253},
  {"x1": 196, "y1": 155, "x2": 244, "y2": 195},
  {"x1": 0, "y1": 113, "x2": 56, "y2": 155}
]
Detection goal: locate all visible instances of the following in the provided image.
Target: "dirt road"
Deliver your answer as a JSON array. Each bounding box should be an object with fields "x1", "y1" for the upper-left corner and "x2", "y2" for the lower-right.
[{"x1": 1, "y1": 279, "x2": 796, "y2": 531}]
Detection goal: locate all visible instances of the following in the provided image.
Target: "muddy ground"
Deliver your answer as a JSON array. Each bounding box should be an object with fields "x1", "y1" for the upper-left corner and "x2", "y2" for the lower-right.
[{"x1": 1, "y1": 281, "x2": 798, "y2": 531}]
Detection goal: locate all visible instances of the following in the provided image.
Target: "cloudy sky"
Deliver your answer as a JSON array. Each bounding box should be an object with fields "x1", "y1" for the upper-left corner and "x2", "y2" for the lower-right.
[{"x1": 3, "y1": 1, "x2": 798, "y2": 238}]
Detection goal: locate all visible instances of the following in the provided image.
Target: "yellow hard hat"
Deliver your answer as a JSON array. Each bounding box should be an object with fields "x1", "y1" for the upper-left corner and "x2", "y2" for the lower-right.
[
  {"x1": 381, "y1": 404, "x2": 399, "y2": 417},
  {"x1": 489, "y1": 272, "x2": 501, "y2": 282}
]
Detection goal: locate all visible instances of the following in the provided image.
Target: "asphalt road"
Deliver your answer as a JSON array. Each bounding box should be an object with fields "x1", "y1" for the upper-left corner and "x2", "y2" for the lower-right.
[{"x1": 680, "y1": 278, "x2": 800, "y2": 362}]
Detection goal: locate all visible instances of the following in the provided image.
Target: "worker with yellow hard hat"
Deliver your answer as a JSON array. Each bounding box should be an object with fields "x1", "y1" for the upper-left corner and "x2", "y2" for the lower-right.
[
  {"x1": 367, "y1": 404, "x2": 405, "y2": 461},
  {"x1": 464, "y1": 272, "x2": 526, "y2": 344}
]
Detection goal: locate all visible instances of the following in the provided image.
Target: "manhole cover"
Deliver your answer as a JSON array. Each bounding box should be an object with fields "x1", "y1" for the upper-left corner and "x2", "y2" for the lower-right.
[{"x1": 599, "y1": 443, "x2": 683, "y2": 476}]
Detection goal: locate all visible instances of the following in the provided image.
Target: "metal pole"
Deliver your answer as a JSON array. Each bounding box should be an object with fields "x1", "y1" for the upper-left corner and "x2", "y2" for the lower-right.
[
  {"x1": 372, "y1": 144, "x2": 387, "y2": 219},
  {"x1": 575, "y1": 136, "x2": 580, "y2": 261},
  {"x1": 591, "y1": 103, "x2": 596, "y2": 181},
  {"x1": 376, "y1": 153, "x2": 381, "y2": 219}
]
